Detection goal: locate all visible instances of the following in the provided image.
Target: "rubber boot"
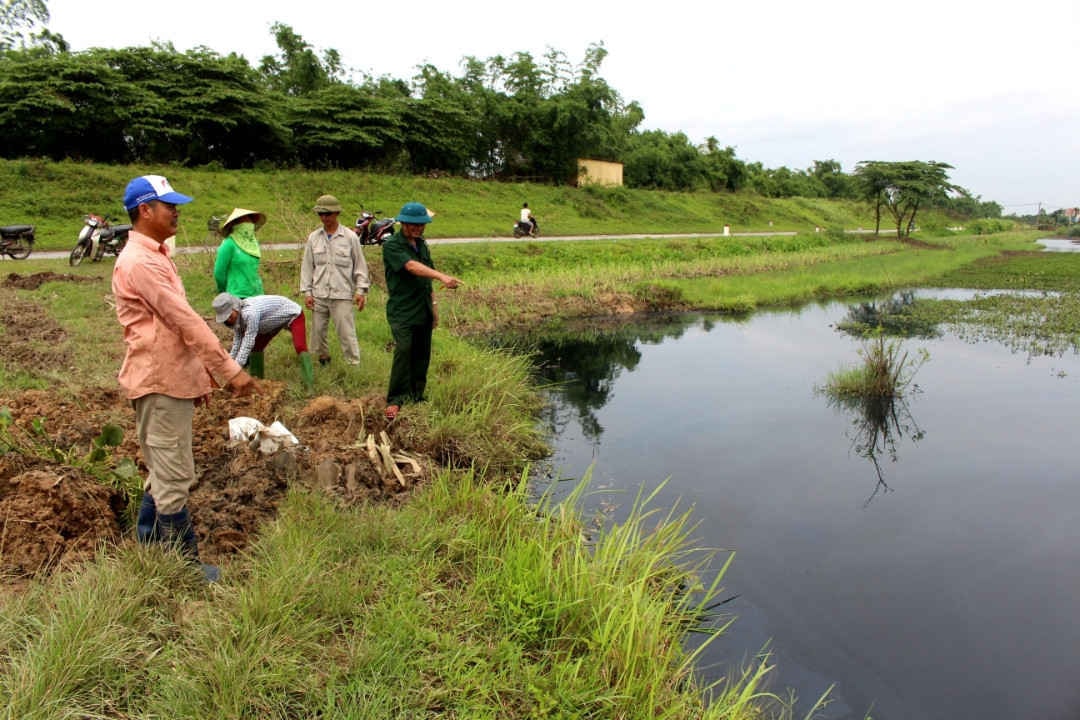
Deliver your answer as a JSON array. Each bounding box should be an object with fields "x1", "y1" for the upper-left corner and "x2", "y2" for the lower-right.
[
  {"x1": 247, "y1": 351, "x2": 265, "y2": 379},
  {"x1": 135, "y1": 491, "x2": 159, "y2": 543},
  {"x1": 298, "y1": 351, "x2": 314, "y2": 392},
  {"x1": 157, "y1": 507, "x2": 220, "y2": 583}
]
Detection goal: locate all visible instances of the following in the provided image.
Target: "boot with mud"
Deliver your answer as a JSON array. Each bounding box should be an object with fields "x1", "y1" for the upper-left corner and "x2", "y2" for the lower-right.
[
  {"x1": 156, "y1": 507, "x2": 220, "y2": 583},
  {"x1": 247, "y1": 351, "x2": 265, "y2": 379},
  {"x1": 298, "y1": 351, "x2": 314, "y2": 392}
]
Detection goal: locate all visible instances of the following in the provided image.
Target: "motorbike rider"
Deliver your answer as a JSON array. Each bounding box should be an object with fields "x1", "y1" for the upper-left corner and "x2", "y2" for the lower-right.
[{"x1": 520, "y1": 202, "x2": 538, "y2": 235}]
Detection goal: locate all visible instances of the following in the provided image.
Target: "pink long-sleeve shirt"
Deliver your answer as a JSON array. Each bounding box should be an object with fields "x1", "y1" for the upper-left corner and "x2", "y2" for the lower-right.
[{"x1": 112, "y1": 230, "x2": 241, "y2": 400}]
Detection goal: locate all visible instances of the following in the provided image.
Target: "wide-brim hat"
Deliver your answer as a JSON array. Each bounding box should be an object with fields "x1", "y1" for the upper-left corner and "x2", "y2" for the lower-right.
[
  {"x1": 222, "y1": 207, "x2": 266, "y2": 234},
  {"x1": 212, "y1": 292, "x2": 240, "y2": 323},
  {"x1": 313, "y1": 194, "x2": 343, "y2": 213},
  {"x1": 396, "y1": 201, "x2": 433, "y2": 224}
]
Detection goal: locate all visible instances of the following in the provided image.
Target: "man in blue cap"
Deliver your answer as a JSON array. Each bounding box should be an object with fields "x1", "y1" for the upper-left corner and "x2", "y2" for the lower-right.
[
  {"x1": 113, "y1": 174, "x2": 257, "y2": 582},
  {"x1": 381, "y1": 201, "x2": 462, "y2": 421}
]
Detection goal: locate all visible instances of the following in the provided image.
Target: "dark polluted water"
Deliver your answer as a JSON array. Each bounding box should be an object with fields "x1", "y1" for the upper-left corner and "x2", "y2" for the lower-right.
[{"x1": 519, "y1": 296, "x2": 1080, "y2": 720}]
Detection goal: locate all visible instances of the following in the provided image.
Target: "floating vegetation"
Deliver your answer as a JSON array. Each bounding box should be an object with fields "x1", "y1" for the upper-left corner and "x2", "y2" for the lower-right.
[
  {"x1": 836, "y1": 291, "x2": 941, "y2": 339},
  {"x1": 912, "y1": 292, "x2": 1080, "y2": 358}
]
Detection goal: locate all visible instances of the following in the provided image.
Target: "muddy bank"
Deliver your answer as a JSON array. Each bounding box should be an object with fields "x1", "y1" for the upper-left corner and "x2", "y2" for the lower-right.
[{"x1": 0, "y1": 385, "x2": 429, "y2": 581}]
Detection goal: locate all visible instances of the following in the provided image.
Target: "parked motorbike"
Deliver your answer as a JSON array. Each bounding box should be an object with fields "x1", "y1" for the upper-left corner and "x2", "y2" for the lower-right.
[
  {"x1": 354, "y1": 210, "x2": 396, "y2": 245},
  {"x1": 513, "y1": 220, "x2": 539, "y2": 238},
  {"x1": 0, "y1": 224, "x2": 35, "y2": 259},
  {"x1": 70, "y1": 214, "x2": 131, "y2": 266}
]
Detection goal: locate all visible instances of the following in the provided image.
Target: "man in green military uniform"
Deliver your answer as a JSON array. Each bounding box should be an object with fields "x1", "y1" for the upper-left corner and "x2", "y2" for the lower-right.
[{"x1": 381, "y1": 201, "x2": 462, "y2": 421}]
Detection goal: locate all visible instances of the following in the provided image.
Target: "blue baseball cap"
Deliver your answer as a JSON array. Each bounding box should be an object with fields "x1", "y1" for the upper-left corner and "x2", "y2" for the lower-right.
[{"x1": 123, "y1": 175, "x2": 193, "y2": 211}]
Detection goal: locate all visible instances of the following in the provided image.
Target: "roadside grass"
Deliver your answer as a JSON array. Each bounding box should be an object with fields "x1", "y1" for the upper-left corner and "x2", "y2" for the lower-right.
[
  {"x1": 1, "y1": 158, "x2": 965, "y2": 251},
  {"x1": 0, "y1": 474, "x2": 782, "y2": 720}
]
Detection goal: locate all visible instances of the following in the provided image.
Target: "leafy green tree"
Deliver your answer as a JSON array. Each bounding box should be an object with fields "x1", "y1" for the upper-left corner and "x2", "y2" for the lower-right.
[
  {"x1": 406, "y1": 64, "x2": 480, "y2": 174},
  {"x1": 855, "y1": 160, "x2": 958, "y2": 238},
  {"x1": 812, "y1": 159, "x2": 853, "y2": 198},
  {"x1": 700, "y1": 138, "x2": 747, "y2": 192},
  {"x1": 0, "y1": 46, "x2": 291, "y2": 166},
  {"x1": 258, "y1": 22, "x2": 340, "y2": 96},
  {"x1": 91, "y1": 46, "x2": 291, "y2": 166},
  {"x1": 0, "y1": 50, "x2": 139, "y2": 161},
  {"x1": 0, "y1": 0, "x2": 64, "y2": 51},
  {"x1": 286, "y1": 84, "x2": 403, "y2": 169},
  {"x1": 622, "y1": 130, "x2": 707, "y2": 190}
]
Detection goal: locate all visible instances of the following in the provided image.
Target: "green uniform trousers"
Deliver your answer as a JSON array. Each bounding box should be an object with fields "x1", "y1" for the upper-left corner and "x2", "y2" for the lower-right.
[{"x1": 387, "y1": 322, "x2": 433, "y2": 407}]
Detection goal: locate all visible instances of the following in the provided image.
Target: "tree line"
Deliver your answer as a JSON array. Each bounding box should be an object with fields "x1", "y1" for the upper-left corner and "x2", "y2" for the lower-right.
[{"x1": 0, "y1": 9, "x2": 1001, "y2": 225}]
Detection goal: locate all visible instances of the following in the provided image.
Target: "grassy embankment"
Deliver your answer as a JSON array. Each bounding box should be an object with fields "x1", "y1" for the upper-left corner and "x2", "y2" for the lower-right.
[
  {"x1": 0, "y1": 158, "x2": 961, "y2": 251},
  {"x1": 0, "y1": 159, "x2": 1054, "y2": 719}
]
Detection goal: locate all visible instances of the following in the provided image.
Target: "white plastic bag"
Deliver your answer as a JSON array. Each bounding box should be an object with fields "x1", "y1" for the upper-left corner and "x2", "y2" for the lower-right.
[{"x1": 228, "y1": 416, "x2": 299, "y2": 454}]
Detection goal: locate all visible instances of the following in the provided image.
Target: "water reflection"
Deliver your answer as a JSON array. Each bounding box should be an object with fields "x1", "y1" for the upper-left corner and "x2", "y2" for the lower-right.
[
  {"x1": 836, "y1": 291, "x2": 941, "y2": 339},
  {"x1": 822, "y1": 391, "x2": 925, "y2": 506},
  {"x1": 519, "y1": 300, "x2": 1080, "y2": 720},
  {"x1": 496, "y1": 316, "x2": 705, "y2": 443}
]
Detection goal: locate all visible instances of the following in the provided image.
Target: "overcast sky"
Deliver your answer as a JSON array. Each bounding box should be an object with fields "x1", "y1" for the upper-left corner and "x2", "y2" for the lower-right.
[{"x1": 47, "y1": 0, "x2": 1079, "y2": 212}]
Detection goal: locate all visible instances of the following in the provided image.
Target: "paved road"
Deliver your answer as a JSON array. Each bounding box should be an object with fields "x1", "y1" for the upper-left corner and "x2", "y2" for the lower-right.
[{"x1": 12, "y1": 231, "x2": 802, "y2": 262}]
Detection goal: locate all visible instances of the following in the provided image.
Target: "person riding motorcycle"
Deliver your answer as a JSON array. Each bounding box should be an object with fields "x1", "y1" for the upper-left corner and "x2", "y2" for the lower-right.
[{"x1": 519, "y1": 202, "x2": 538, "y2": 235}]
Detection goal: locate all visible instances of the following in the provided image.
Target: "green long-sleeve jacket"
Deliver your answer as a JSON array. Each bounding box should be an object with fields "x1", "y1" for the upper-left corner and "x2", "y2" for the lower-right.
[{"x1": 213, "y1": 237, "x2": 263, "y2": 299}]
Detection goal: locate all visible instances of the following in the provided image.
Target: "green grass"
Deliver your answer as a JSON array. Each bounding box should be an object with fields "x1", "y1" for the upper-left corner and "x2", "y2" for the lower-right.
[
  {"x1": 822, "y1": 334, "x2": 928, "y2": 400},
  {"x1": 0, "y1": 474, "x2": 787, "y2": 720},
  {"x1": 0, "y1": 193, "x2": 1061, "y2": 720},
  {"x1": 0, "y1": 158, "x2": 971, "y2": 251},
  {"x1": 928, "y1": 248, "x2": 1080, "y2": 291}
]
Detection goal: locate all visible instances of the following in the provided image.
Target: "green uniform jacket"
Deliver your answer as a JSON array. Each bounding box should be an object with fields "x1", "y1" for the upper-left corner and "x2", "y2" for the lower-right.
[
  {"x1": 213, "y1": 237, "x2": 264, "y2": 298},
  {"x1": 382, "y1": 230, "x2": 434, "y2": 327}
]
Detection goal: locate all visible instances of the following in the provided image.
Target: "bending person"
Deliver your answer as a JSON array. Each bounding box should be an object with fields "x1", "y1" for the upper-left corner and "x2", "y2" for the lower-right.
[{"x1": 212, "y1": 292, "x2": 314, "y2": 391}]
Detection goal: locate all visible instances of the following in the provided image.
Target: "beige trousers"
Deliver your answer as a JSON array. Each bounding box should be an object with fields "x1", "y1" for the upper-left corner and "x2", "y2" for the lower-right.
[
  {"x1": 311, "y1": 298, "x2": 360, "y2": 364},
  {"x1": 134, "y1": 394, "x2": 195, "y2": 515}
]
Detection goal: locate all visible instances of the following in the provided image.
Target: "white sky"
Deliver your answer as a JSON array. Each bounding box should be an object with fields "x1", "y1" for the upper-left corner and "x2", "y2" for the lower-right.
[{"x1": 47, "y1": 0, "x2": 1080, "y2": 212}]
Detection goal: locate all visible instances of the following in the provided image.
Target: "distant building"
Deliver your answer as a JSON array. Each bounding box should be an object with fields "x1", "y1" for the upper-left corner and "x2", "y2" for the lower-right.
[{"x1": 577, "y1": 159, "x2": 623, "y2": 187}]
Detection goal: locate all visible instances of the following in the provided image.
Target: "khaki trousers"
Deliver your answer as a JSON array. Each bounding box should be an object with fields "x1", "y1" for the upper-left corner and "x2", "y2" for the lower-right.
[
  {"x1": 312, "y1": 298, "x2": 360, "y2": 364},
  {"x1": 134, "y1": 394, "x2": 195, "y2": 515}
]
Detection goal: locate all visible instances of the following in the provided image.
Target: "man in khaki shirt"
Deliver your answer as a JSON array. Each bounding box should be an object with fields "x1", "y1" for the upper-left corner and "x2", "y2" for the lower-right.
[
  {"x1": 113, "y1": 174, "x2": 256, "y2": 582},
  {"x1": 299, "y1": 194, "x2": 370, "y2": 366}
]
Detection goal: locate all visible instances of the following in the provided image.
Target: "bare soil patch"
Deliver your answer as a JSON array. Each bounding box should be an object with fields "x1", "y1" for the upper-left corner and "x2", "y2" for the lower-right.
[
  {"x1": 0, "y1": 290, "x2": 71, "y2": 372},
  {"x1": 4, "y1": 271, "x2": 100, "y2": 291},
  {"x1": 1, "y1": 384, "x2": 428, "y2": 581}
]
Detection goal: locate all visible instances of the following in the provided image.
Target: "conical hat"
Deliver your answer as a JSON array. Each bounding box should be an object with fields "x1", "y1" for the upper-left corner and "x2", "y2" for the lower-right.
[{"x1": 222, "y1": 207, "x2": 266, "y2": 234}]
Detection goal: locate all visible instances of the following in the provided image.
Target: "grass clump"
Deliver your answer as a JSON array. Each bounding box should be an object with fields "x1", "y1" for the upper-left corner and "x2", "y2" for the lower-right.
[
  {"x1": 0, "y1": 474, "x2": 787, "y2": 719},
  {"x1": 823, "y1": 333, "x2": 928, "y2": 401}
]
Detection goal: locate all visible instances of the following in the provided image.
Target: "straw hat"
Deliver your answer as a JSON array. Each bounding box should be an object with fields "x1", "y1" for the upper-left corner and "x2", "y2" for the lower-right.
[{"x1": 221, "y1": 207, "x2": 267, "y2": 235}]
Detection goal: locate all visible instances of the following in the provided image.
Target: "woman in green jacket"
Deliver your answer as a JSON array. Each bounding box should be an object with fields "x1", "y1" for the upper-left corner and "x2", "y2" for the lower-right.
[{"x1": 214, "y1": 208, "x2": 266, "y2": 298}]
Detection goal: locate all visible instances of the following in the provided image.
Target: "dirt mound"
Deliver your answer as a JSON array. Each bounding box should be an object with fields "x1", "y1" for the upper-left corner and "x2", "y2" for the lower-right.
[
  {"x1": 0, "y1": 456, "x2": 125, "y2": 577},
  {"x1": 1, "y1": 386, "x2": 428, "y2": 580},
  {"x1": 4, "y1": 271, "x2": 101, "y2": 290}
]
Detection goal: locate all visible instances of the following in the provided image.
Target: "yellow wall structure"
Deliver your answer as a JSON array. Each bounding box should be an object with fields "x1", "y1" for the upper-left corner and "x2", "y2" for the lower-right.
[{"x1": 577, "y1": 159, "x2": 624, "y2": 187}]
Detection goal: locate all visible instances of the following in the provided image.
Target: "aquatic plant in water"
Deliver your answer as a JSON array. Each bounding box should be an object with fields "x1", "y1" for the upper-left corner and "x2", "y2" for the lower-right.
[
  {"x1": 819, "y1": 334, "x2": 929, "y2": 504},
  {"x1": 836, "y1": 291, "x2": 941, "y2": 339}
]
